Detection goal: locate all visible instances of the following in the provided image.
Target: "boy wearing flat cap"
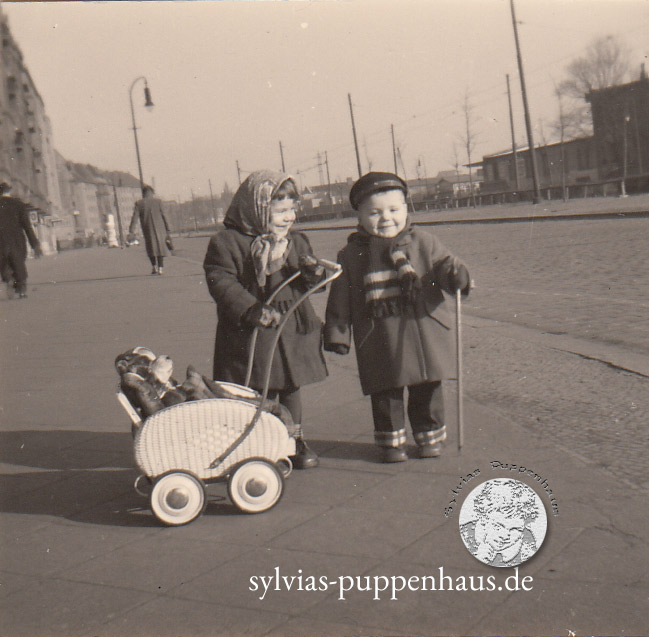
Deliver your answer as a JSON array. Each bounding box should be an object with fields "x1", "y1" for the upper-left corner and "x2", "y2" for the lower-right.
[{"x1": 324, "y1": 171, "x2": 470, "y2": 463}]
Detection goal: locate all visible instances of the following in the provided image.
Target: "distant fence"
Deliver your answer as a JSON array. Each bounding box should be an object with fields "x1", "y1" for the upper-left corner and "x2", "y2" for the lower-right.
[{"x1": 298, "y1": 174, "x2": 649, "y2": 222}]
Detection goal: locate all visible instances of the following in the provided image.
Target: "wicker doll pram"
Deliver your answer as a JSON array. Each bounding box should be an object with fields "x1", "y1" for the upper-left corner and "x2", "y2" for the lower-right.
[{"x1": 117, "y1": 257, "x2": 342, "y2": 526}]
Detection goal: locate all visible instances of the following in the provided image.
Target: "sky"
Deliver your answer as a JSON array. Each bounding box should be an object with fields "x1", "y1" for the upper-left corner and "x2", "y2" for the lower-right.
[{"x1": 3, "y1": 0, "x2": 649, "y2": 202}]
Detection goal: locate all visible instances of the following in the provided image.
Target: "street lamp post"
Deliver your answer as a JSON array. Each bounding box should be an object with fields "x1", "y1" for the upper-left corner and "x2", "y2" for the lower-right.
[
  {"x1": 621, "y1": 114, "x2": 630, "y2": 198},
  {"x1": 128, "y1": 76, "x2": 154, "y2": 196}
]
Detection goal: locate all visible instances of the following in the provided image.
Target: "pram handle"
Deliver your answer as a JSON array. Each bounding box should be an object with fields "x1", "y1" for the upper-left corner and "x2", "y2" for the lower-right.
[
  {"x1": 243, "y1": 256, "x2": 342, "y2": 389},
  {"x1": 312, "y1": 256, "x2": 342, "y2": 272}
]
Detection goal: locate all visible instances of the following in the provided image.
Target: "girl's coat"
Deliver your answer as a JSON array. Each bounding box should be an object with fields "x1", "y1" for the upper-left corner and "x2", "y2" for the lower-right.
[{"x1": 204, "y1": 225, "x2": 327, "y2": 391}]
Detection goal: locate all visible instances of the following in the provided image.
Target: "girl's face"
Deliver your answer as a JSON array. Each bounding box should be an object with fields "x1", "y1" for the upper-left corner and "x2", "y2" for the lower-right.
[{"x1": 268, "y1": 193, "x2": 296, "y2": 238}]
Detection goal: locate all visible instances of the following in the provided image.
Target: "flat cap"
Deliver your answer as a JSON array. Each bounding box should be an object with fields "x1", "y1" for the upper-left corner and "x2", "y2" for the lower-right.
[{"x1": 349, "y1": 171, "x2": 407, "y2": 210}]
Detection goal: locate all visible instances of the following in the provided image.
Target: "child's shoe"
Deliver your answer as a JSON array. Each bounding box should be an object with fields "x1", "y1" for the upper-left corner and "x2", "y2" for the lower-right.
[
  {"x1": 417, "y1": 442, "x2": 442, "y2": 458},
  {"x1": 292, "y1": 438, "x2": 319, "y2": 469},
  {"x1": 382, "y1": 446, "x2": 407, "y2": 463}
]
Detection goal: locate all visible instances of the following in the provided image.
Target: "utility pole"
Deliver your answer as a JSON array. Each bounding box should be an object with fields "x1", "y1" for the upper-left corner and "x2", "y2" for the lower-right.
[
  {"x1": 510, "y1": 0, "x2": 541, "y2": 203},
  {"x1": 348, "y1": 93, "x2": 363, "y2": 178},
  {"x1": 112, "y1": 185, "x2": 125, "y2": 247},
  {"x1": 279, "y1": 141, "x2": 286, "y2": 172},
  {"x1": 317, "y1": 151, "x2": 324, "y2": 186},
  {"x1": 391, "y1": 124, "x2": 398, "y2": 174},
  {"x1": 208, "y1": 178, "x2": 217, "y2": 224},
  {"x1": 236, "y1": 160, "x2": 242, "y2": 186},
  {"x1": 506, "y1": 74, "x2": 521, "y2": 191},
  {"x1": 324, "y1": 150, "x2": 333, "y2": 214},
  {"x1": 190, "y1": 189, "x2": 198, "y2": 231},
  {"x1": 397, "y1": 147, "x2": 415, "y2": 213}
]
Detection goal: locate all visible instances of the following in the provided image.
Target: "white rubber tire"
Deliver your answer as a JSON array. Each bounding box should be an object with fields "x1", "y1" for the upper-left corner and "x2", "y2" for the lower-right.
[
  {"x1": 150, "y1": 471, "x2": 206, "y2": 526},
  {"x1": 228, "y1": 459, "x2": 284, "y2": 513}
]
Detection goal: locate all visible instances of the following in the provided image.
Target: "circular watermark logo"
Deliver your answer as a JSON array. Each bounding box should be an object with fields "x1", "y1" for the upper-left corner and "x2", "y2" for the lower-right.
[{"x1": 459, "y1": 478, "x2": 547, "y2": 568}]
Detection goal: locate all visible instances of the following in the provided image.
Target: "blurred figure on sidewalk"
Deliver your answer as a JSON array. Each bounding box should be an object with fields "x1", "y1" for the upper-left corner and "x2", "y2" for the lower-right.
[
  {"x1": 0, "y1": 181, "x2": 42, "y2": 299},
  {"x1": 128, "y1": 186, "x2": 172, "y2": 275}
]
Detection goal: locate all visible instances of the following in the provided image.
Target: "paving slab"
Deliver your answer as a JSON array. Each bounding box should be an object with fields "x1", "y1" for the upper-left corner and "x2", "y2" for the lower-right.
[
  {"x1": 96, "y1": 596, "x2": 292, "y2": 637},
  {"x1": 472, "y1": 577, "x2": 649, "y2": 637},
  {"x1": 170, "y1": 546, "x2": 379, "y2": 615},
  {"x1": 0, "y1": 578, "x2": 156, "y2": 637}
]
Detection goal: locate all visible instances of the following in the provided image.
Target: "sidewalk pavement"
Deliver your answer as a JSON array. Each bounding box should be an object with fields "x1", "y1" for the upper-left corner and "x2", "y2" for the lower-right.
[{"x1": 0, "y1": 244, "x2": 647, "y2": 637}]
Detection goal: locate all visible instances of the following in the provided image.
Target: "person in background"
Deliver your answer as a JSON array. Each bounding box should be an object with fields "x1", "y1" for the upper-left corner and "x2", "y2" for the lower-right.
[
  {"x1": 0, "y1": 181, "x2": 42, "y2": 299},
  {"x1": 324, "y1": 172, "x2": 471, "y2": 463},
  {"x1": 203, "y1": 170, "x2": 327, "y2": 469},
  {"x1": 128, "y1": 185, "x2": 171, "y2": 275}
]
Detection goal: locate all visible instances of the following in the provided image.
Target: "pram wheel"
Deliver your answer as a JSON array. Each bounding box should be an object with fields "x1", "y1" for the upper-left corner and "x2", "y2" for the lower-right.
[
  {"x1": 150, "y1": 470, "x2": 207, "y2": 526},
  {"x1": 276, "y1": 457, "x2": 293, "y2": 478},
  {"x1": 228, "y1": 458, "x2": 284, "y2": 514}
]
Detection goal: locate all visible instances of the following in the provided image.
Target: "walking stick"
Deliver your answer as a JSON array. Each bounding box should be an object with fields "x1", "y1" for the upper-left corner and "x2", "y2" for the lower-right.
[{"x1": 456, "y1": 288, "x2": 464, "y2": 452}]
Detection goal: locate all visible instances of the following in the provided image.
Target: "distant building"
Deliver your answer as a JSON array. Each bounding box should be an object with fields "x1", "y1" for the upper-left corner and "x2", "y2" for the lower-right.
[
  {"x1": 478, "y1": 65, "x2": 649, "y2": 197},
  {"x1": 1, "y1": 7, "x2": 65, "y2": 253},
  {"x1": 55, "y1": 157, "x2": 141, "y2": 246},
  {"x1": 479, "y1": 137, "x2": 598, "y2": 195},
  {"x1": 586, "y1": 66, "x2": 649, "y2": 180}
]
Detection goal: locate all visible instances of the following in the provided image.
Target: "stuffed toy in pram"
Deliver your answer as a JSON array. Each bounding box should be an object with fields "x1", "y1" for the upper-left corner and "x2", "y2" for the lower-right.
[{"x1": 115, "y1": 346, "x2": 295, "y2": 433}]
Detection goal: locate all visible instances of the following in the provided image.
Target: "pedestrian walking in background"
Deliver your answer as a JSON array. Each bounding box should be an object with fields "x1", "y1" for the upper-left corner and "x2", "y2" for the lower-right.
[
  {"x1": 324, "y1": 172, "x2": 471, "y2": 463},
  {"x1": 203, "y1": 170, "x2": 327, "y2": 469},
  {"x1": 0, "y1": 181, "x2": 42, "y2": 299},
  {"x1": 128, "y1": 185, "x2": 172, "y2": 275}
]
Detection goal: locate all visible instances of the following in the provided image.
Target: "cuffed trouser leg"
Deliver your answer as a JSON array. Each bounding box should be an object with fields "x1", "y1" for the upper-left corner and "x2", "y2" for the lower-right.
[
  {"x1": 407, "y1": 381, "x2": 447, "y2": 446},
  {"x1": 371, "y1": 388, "x2": 407, "y2": 448}
]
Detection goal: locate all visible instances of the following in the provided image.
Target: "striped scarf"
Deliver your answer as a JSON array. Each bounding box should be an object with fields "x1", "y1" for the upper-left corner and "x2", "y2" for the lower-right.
[{"x1": 351, "y1": 222, "x2": 420, "y2": 318}]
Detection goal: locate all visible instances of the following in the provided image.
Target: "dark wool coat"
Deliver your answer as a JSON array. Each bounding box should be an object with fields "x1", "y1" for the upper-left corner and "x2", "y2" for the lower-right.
[
  {"x1": 129, "y1": 197, "x2": 170, "y2": 258},
  {"x1": 0, "y1": 196, "x2": 40, "y2": 257},
  {"x1": 324, "y1": 228, "x2": 461, "y2": 396},
  {"x1": 203, "y1": 228, "x2": 327, "y2": 391},
  {"x1": 0, "y1": 195, "x2": 40, "y2": 287}
]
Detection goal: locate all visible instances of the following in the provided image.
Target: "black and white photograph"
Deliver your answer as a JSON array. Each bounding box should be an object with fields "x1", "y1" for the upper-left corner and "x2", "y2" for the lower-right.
[{"x1": 1, "y1": 1, "x2": 648, "y2": 635}]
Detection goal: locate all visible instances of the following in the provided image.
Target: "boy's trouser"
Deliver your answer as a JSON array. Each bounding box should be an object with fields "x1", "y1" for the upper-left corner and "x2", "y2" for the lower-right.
[{"x1": 371, "y1": 381, "x2": 446, "y2": 448}]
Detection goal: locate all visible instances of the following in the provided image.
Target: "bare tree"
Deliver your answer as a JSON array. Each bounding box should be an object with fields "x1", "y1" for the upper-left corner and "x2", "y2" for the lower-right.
[
  {"x1": 560, "y1": 35, "x2": 630, "y2": 97},
  {"x1": 557, "y1": 35, "x2": 632, "y2": 138},
  {"x1": 459, "y1": 90, "x2": 478, "y2": 207}
]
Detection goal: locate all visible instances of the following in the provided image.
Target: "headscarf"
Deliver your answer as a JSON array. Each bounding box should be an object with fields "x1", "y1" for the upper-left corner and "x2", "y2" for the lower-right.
[{"x1": 223, "y1": 170, "x2": 299, "y2": 287}]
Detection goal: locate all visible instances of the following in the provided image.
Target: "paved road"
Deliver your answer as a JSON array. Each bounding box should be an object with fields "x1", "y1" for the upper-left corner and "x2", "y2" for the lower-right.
[{"x1": 1, "y1": 230, "x2": 647, "y2": 636}]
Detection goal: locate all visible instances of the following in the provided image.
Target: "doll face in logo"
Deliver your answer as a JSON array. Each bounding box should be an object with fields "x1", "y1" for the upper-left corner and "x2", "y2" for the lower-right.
[
  {"x1": 357, "y1": 189, "x2": 408, "y2": 238},
  {"x1": 475, "y1": 511, "x2": 526, "y2": 553}
]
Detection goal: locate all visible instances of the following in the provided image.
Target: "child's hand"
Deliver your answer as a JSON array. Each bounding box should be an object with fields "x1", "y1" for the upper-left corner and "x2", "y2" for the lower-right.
[
  {"x1": 450, "y1": 262, "x2": 471, "y2": 295},
  {"x1": 298, "y1": 254, "x2": 326, "y2": 286},
  {"x1": 242, "y1": 302, "x2": 282, "y2": 328}
]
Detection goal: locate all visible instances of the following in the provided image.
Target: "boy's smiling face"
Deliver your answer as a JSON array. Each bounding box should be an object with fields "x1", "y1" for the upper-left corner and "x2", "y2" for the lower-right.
[{"x1": 357, "y1": 189, "x2": 408, "y2": 238}]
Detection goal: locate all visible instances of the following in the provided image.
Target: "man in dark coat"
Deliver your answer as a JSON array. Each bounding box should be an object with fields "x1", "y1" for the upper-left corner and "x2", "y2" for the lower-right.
[
  {"x1": 128, "y1": 186, "x2": 171, "y2": 275},
  {"x1": 0, "y1": 182, "x2": 42, "y2": 299}
]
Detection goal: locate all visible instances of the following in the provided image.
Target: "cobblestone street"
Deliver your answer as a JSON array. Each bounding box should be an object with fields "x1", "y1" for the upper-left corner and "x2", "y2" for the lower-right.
[{"x1": 303, "y1": 216, "x2": 649, "y2": 490}]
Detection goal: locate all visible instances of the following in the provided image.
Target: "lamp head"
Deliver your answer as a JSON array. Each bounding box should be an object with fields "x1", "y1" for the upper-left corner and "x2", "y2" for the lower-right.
[{"x1": 144, "y1": 84, "x2": 154, "y2": 109}]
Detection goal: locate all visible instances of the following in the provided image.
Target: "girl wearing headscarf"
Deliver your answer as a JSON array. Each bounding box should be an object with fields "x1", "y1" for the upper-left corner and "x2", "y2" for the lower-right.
[{"x1": 203, "y1": 170, "x2": 327, "y2": 469}]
